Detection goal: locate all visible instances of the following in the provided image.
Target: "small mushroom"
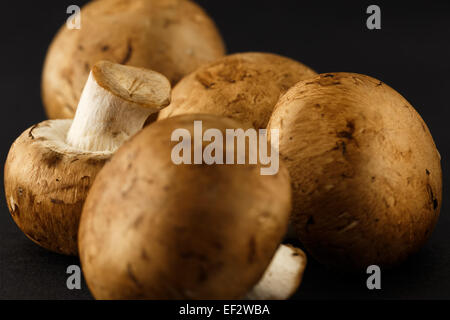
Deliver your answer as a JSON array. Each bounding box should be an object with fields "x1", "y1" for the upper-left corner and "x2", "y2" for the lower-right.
[
  {"x1": 79, "y1": 114, "x2": 306, "y2": 299},
  {"x1": 158, "y1": 52, "x2": 317, "y2": 129},
  {"x1": 4, "y1": 61, "x2": 171, "y2": 255},
  {"x1": 42, "y1": 0, "x2": 225, "y2": 119}
]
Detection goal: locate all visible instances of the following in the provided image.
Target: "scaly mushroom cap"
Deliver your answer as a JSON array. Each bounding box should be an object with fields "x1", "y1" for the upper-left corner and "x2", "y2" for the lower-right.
[
  {"x1": 4, "y1": 120, "x2": 111, "y2": 255},
  {"x1": 79, "y1": 114, "x2": 292, "y2": 299},
  {"x1": 158, "y1": 52, "x2": 317, "y2": 129},
  {"x1": 267, "y1": 72, "x2": 442, "y2": 270},
  {"x1": 42, "y1": 0, "x2": 225, "y2": 119}
]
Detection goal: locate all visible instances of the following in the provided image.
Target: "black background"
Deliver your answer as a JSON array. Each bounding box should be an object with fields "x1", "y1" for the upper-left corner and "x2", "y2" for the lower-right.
[{"x1": 0, "y1": 0, "x2": 449, "y2": 300}]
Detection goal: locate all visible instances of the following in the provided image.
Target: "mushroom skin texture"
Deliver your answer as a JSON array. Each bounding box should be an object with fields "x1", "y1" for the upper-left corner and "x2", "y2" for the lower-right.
[
  {"x1": 79, "y1": 114, "x2": 292, "y2": 299},
  {"x1": 267, "y1": 72, "x2": 442, "y2": 270},
  {"x1": 5, "y1": 61, "x2": 171, "y2": 255},
  {"x1": 158, "y1": 52, "x2": 317, "y2": 129},
  {"x1": 4, "y1": 121, "x2": 110, "y2": 255},
  {"x1": 42, "y1": 0, "x2": 225, "y2": 119}
]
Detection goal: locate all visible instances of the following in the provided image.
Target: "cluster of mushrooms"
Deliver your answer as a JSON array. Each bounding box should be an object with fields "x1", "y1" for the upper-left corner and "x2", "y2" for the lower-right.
[{"x1": 4, "y1": 0, "x2": 442, "y2": 299}]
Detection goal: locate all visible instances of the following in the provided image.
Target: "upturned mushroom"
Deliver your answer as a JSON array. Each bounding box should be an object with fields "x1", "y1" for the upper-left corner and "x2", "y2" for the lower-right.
[
  {"x1": 158, "y1": 52, "x2": 317, "y2": 129},
  {"x1": 42, "y1": 0, "x2": 225, "y2": 119},
  {"x1": 79, "y1": 114, "x2": 306, "y2": 299},
  {"x1": 5, "y1": 60, "x2": 171, "y2": 255},
  {"x1": 267, "y1": 72, "x2": 442, "y2": 270}
]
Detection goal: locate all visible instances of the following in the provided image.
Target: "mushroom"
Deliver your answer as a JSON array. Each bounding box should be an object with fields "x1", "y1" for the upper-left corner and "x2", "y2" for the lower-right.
[
  {"x1": 79, "y1": 113, "x2": 306, "y2": 299},
  {"x1": 4, "y1": 61, "x2": 171, "y2": 255},
  {"x1": 42, "y1": 0, "x2": 225, "y2": 119},
  {"x1": 158, "y1": 52, "x2": 317, "y2": 129},
  {"x1": 267, "y1": 72, "x2": 442, "y2": 270}
]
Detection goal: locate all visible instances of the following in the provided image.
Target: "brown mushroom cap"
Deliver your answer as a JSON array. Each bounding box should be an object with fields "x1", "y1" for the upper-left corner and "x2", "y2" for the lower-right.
[
  {"x1": 4, "y1": 120, "x2": 111, "y2": 255},
  {"x1": 158, "y1": 52, "x2": 317, "y2": 129},
  {"x1": 42, "y1": 0, "x2": 225, "y2": 119},
  {"x1": 267, "y1": 72, "x2": 442, "y2": 270},
  {"x1": 79, "y1": 114, "x2": 292, "y2": 299}
]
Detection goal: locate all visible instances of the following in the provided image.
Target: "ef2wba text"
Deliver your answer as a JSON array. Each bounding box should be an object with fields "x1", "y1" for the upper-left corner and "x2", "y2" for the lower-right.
[{"x1": 179, "y1": 304, "x2": 270, "y2": 317}]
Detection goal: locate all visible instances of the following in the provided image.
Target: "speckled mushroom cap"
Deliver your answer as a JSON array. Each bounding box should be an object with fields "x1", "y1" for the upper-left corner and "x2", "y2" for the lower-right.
[
  {"x1": 79, "y1": 114, "x2": 292, "y2": 299},
  {"x1": 158, "y1": 52, "x2": 317, "y2": 129},
  {"x1": 42, "y1": 0, "x2": 225, "y2": 119},
  {"x1": 4, "y1": 120, "x2": 111, "y2": 255},
  {"x1": 267, "y1": 72, "x2": 442, "y2": 270}
]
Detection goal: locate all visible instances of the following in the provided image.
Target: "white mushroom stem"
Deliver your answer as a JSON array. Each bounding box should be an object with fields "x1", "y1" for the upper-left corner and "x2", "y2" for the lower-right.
[
  {"x1": 66, "y1": 61, "x2": 171, "y2": 152},
  {"x1": 246, "y1": 244, "x2": 307, "y2": 300}
]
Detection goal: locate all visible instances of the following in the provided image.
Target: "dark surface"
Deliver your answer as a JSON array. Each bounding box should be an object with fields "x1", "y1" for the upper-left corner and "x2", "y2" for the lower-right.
[{"x1": 0, "y1": 0, "x2": 449, "y2": 300}]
